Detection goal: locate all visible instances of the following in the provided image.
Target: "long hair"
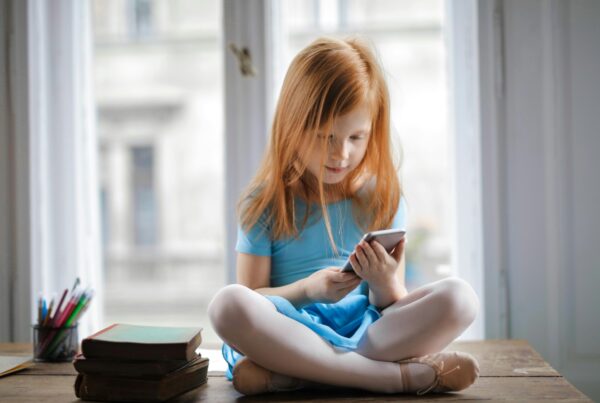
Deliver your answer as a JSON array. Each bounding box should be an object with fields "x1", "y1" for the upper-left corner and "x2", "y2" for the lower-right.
[{"x1": 239, "y1": 37, "x2": 402, "y2": 253}]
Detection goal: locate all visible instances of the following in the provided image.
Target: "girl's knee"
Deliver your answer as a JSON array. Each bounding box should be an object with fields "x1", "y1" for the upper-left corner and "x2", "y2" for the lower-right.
[
  {"x1": 208, "y1": 284, "x2": 255, "y2": 336},
  {"x1": 433, "y1": 277, "x2": 479, "y2": 327}
]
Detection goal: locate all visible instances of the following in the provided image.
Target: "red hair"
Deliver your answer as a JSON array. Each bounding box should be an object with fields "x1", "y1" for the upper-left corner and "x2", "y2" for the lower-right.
[{"x1": 239, "y1": 37, "x2": 402, "y2": 253}]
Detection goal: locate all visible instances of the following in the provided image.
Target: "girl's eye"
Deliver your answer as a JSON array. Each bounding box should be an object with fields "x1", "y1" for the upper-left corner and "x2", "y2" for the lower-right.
[{"x1": 350, "y1": 135, "x2": 363, "y2": 141}]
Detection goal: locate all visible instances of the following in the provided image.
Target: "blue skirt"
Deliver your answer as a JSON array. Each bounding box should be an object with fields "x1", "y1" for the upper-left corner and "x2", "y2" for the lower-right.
[{"x1": 221, "y1": 283, "x2": 381, "y2": 380}]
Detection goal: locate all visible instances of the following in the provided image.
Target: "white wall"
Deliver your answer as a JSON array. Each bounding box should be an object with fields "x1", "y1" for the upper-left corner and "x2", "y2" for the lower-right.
[
  {"x1": 496, "y1": 0, "x2": 600, "y2": 399},
  {"x1": 0, "y1": 0, "x2": 12, "y2": 342},
  {"x1": 0, "y1": 0, "x2": 33, "y2": 343},
  {"x1": 450, "y1": 0, "x2": 600, "y2": 399}
]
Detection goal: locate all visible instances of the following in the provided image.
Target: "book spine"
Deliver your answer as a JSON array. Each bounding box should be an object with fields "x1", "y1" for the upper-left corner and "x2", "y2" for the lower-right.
[
  {"x1": 74, "y1": 365, "x2": 208, "y2": 402},
  {"x1": 76, "y1": 374, "x2": 159, "y2": 403},
  {"x1": 81, "y1": 341, "x2": 186, "y2": 361},
  {"x1": 74, "y1": 360, "x2": 188, "y2": 378}
]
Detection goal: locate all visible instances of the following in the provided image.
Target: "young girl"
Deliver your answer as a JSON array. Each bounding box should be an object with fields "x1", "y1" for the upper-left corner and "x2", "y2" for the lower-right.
[{"x1": 208, "y1": 37, "x2": 480, "y2": 396}]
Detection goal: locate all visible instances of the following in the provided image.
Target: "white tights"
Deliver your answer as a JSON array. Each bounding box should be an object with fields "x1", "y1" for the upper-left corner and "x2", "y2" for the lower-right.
[{"x1": 208, "y1": 277, "x2": 479, "y2": 394}]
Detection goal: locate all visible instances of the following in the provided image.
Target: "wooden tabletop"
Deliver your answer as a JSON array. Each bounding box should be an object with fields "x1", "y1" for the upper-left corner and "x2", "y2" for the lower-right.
[{"x1": 0, "y1": 340, "x2": 591, "y2": 402}]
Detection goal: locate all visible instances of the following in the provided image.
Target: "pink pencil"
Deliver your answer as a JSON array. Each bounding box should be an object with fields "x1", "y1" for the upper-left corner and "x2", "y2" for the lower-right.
[
  {"x1": 54, "y1": 291, "x2": 81, "y2": 328},
  {"x1": 50, "y1": 289, "x2": 69, "y2": 327}
]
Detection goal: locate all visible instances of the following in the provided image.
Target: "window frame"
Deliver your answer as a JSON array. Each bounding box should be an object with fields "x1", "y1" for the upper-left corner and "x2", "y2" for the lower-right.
[
  {"x1": 446, "y1": 0, "x2": 508, "y2": 340},
  {"x1": 222, "y1": 0, "x2": 281, "y2": 283}
]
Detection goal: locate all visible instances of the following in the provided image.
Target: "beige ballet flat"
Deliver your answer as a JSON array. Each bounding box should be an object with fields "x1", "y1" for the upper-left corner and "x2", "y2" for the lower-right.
[
  {"x1": 398, "y1": 351, "x2": 479, "y2": 395},
  {"x1": 232, "y1": 357, "x2": 304, "y2": 395}
]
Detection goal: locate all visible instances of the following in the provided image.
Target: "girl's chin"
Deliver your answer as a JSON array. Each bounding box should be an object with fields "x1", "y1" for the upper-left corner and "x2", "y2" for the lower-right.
[
  {"x1": 322, "y1": 175, "x2": 347, "y2": 184},
  {"x1": 303, "y1": 168, "x2": 350, "y2": 185}
]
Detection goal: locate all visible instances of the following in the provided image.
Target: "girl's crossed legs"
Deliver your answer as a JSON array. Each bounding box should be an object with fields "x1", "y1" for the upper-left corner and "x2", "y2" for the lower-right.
[{"x1": 208, "y1": 277, "x2": 478, "y2": 394}]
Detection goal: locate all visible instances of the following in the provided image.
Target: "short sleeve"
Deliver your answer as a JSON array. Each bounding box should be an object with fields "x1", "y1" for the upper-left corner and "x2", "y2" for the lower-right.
[
  {"x1": 235, "y1": 213, "x2": 272, "y2": 256},
  {"x1": 391, "y1": 196, "x2": 408, "y2": 230}
]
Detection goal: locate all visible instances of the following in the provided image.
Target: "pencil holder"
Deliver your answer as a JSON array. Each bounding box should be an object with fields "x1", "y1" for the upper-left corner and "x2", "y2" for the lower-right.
[{"x1": 32, "y1": 324, "x2": 78, "y2": 362}]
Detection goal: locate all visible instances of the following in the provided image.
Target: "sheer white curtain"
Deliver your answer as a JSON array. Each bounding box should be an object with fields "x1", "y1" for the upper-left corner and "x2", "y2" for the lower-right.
[{"x1": 0, "y1": 0, "x2": 102, "y2": 342}]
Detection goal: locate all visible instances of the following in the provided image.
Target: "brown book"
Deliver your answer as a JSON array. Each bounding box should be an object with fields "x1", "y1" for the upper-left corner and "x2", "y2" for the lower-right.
[
  {"x1": 73, "y1": 353, "x2": 202, "y2": 378},
  {"x1": 81, "y1": 324, "x2": 203, "y2": 361},
  {"x1": 74, "y1": 357, "x2": 209, "y2": 402}
]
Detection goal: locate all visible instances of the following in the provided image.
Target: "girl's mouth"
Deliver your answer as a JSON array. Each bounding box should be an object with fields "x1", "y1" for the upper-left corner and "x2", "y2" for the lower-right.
[{"x1": 325, "y1": 166, "x2": 347, "y2": 174}]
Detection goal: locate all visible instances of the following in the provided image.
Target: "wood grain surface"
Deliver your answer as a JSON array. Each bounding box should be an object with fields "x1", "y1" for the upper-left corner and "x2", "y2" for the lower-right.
[{"x1": 0, "y1": 340, "x2": 591, "y2": 402}]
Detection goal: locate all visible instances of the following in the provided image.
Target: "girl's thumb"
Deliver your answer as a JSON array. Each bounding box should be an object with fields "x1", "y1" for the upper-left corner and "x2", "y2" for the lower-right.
[{"x1": 392, "y1": 238, "x2": 405, "y2": 259}]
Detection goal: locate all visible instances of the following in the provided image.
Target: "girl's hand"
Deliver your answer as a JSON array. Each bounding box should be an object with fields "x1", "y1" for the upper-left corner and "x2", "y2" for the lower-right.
[
  {"x1": 349, "y1": 238, "x2": 405, "y2": 292},
  {"x1": 302, "y1": 268, "x2": 362, "y2": 304}
]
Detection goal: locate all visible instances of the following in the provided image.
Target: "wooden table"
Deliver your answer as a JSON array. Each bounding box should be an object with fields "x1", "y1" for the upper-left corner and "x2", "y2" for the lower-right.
[{"x1": 0, "y1": 340, "x2": 591, "y2": 402}]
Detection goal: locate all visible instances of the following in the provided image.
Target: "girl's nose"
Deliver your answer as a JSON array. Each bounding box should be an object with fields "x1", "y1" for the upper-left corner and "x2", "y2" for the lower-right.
[{"x1": 330, "y1": 139, "x2": 349, "y2": 161}]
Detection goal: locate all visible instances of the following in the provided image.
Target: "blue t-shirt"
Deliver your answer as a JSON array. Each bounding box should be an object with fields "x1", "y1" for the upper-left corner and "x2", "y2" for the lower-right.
[{"x1": 236, "y1": 197, "x2": 407, "y2": 287}]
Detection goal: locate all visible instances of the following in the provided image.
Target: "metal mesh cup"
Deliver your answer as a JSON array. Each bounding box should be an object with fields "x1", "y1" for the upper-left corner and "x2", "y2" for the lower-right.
[{"x1": 32, "y1": 324, "x2": 78, "y2": 362}]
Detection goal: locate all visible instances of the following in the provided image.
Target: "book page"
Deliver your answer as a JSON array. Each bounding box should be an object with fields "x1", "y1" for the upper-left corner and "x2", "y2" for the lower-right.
[{"x1": 0, "y1": 356, "x2": 33, "y2": 377}]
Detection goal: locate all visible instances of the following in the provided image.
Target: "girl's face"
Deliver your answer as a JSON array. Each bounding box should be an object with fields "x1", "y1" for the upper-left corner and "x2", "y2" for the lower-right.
[{"x1": 305, "y1": 102, "x2": 372, "y2": 185}]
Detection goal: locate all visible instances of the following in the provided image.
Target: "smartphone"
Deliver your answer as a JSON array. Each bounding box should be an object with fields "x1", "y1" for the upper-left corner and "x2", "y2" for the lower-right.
[{"x1": 340, "y1": 229, "x2": 406, "y2": 272}]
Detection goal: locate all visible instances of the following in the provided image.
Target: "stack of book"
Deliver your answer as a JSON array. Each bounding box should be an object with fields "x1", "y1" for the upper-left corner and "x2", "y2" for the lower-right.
[{"x1": 74, "y1": 324, "x2": 208, "y2": 402}]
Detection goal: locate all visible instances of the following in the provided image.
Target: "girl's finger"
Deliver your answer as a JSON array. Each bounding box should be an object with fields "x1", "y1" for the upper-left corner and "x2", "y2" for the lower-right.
[
  {"x1": 362, "y1": 241, "x2": 379, "y2": 264},
  {"x1": 349, "y1": 254, "x2": 362, "y2": 275},
  {"x1": 391, "y1": 238, "x2": 405, "y2": 261},
  {"x1": 371, "y1": 241, "x2": 391, "y2": 262},
  {"x1": 355, "y1": 245, "x2": 369, "y2": 268},
  {"x1": 333, "y1": 271, "x2": 357, "y2": 282},
  {"x1": 335, "y1": 279, "x2": 360, "y2": 291},
  {"x1": 338, "y1": 277, "x2": 362, "y2": 291},
  {"x1": 351, "y1": 256, "x2": 368, "y2": 279},
  {"x1": 334, "y1": 271, "x2": 358, "y2": 282}
]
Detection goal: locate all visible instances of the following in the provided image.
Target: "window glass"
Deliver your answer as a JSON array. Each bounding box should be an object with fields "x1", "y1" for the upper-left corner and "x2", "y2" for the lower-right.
[
  {"x1": 92, "y1": 0, "x2": 224, "y2": 346},
  {"x1": 282, "y1": 0, "x2": 452, "y2": 289},
  {"x1": 131, "y1": 146, "x2": 157, "y2": 247}
]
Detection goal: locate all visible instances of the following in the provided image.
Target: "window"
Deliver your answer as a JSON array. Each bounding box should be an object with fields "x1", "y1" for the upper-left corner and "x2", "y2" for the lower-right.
[
  {"x1": 1, "y1": 0, "x2": 484, "y2": 343},
  {"x1": 128, "y1": 0, "x2": 154, "y2": 39},
  {"x1": 92, "y1": 0, "x2": 224, "y2": 346},
  {"x1": 131, "y1": 145, "x2": 157, "y2": 247},
  {"x1": 282, "y1": 0, "x2": 451, "y2": 290},
  {"x1": 91, "y1": 0, "x2": 452, "y2": 346}
]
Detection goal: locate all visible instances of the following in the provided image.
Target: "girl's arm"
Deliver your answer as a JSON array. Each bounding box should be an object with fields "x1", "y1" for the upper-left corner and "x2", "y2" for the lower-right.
[
  {"x1": 236, "y1": 252, "x2": 311, "y2": 308},
  {"x1": 237, "y1": 252, "x2": 362, "y2": 308}
]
